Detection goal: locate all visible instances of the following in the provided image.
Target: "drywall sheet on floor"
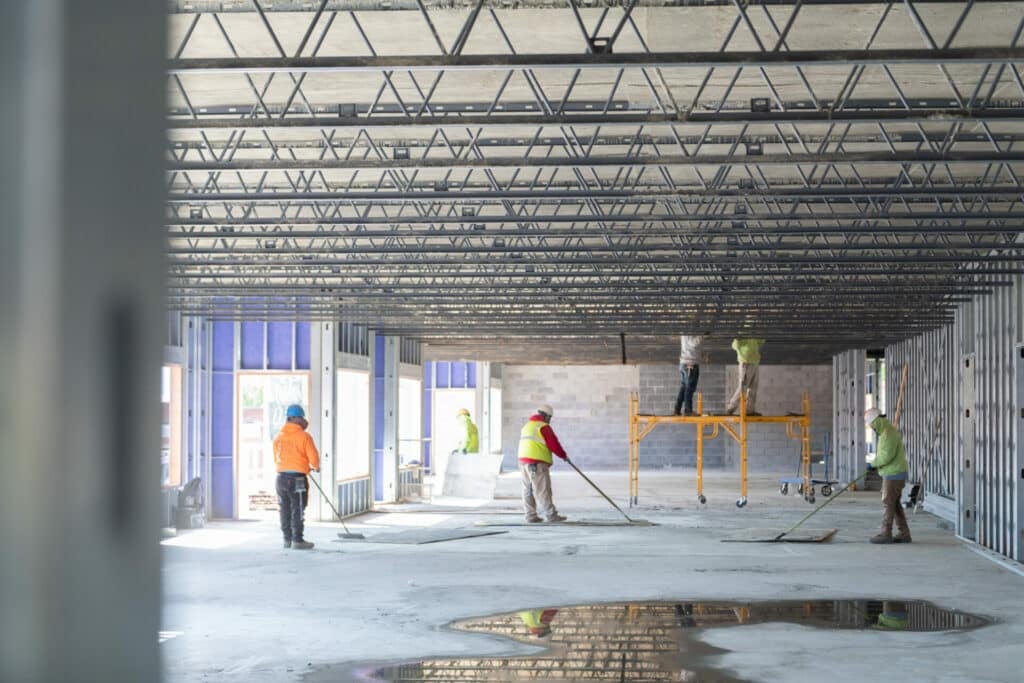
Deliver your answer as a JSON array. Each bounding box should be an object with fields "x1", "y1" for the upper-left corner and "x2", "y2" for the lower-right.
[
  {"x1": 475, "y1": 519, "x2": 654, "y2": 527},
  {"x1": 721, "y1": 528, "x2": 837, "y2": 543},
  {"x1": 355, "y1": 529, "x2": 508, "y2": 544},
  {"x1": 441, "y1": 451, "x2": 504, "y2": 499}
]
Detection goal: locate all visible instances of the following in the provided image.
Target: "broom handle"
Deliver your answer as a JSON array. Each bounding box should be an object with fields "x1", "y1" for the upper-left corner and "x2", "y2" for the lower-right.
[
  {"x1": 308, "y1": 473, "x2": 355, "y2": 534},
  {"x1": 566, "y1": 459, "x2": 634, "y2": 522},
  {"x1": 893, "y1": 364, "x2": 909, "y2": 427},
  {"x1": 774, "y1": 472, "x2": 868, "y2": 541}
]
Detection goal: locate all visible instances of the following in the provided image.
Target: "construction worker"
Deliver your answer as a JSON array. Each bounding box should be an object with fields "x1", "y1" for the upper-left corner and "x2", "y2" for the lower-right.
[
  {"x1": 674, "y1": 335, "x2": 703, "y2": 416},
  {"x1": 725, "y1": 338, "x2": 766, "y2": 416},
  {"x1": 518, "y1": 609, "x2": 559, "y2": 637},
  {"x1": 518, "y1": 404, "x2": 569, "y2": 523},
  {"x1": 454, "y1": 408, "x2": 479, "y2": 454},
  {"x1": 865, "y1": 407, "x2": 911, "y2": 544},
  {"x1": 273, "y1": 404, "x2": 321, "y2": 550},
  {"x1": 874, "y1": 601, "x2": 909, "y2": 630}
]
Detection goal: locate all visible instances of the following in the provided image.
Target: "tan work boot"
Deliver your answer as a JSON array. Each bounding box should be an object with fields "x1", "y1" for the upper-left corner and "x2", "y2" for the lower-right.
[
  {"x1": 893, "y1": 534, "x2": 913, "y2": 544},
  {"x1": 546, "y1": 514, "x2": 567, "y2": 523},
  {"x1": 291, "y1": 540, "x2": 314, "y2": 550},
  {"x1": 525, "y1": 515, "x2": 543, "y2": 523},
  {"x1": 869, "y1": 533, "x2": 893, "y2": 544}
]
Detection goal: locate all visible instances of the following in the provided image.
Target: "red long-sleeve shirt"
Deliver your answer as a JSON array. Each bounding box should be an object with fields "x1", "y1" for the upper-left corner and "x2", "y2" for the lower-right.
[{"x1": 519, "y1": 414, "x2": 568, "y2": 464}]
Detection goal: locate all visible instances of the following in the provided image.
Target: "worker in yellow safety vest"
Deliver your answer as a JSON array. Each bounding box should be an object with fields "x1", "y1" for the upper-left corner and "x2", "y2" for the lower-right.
[
  {"x1": 518, "y1": 609, "x2": 559, "y2": 637},
  {"x1": 454, "y1": 408, "x2": 479, "y2": 454},
  {"x1": 518, "y1": 404, "x2": 569, "y2": 523}
]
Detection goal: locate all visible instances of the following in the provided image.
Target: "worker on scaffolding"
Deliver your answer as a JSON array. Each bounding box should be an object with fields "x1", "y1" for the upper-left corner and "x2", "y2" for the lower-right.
[
  {"x1": 273, "y1": 404, "x2": 321, "y2": 550},
  {"x1": 725, "y1": 338, "x2": 765, "y2": 416},
  {"x1": 674, "y1": 335, "x2": 704, "y2": 416},
  {"x1": 518, "y1": 404, "x2": 569, "y2": 523},
  {"x1": 865, "y1": 408, "x2": 912, "y2": 544},
  {"x1": 453, "y1": 407, "x2": 479, "y2": 455}
]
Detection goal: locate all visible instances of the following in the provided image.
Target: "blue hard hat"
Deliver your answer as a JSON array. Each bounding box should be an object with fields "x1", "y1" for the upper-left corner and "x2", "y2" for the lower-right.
[{"x1": 286, "y1": 404, "x2": 306, "y2": 419}]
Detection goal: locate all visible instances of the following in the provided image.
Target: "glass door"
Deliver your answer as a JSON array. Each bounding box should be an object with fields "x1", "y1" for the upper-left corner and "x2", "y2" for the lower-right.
[{"x1": 236, "y1": 372, "x2": 310, "y2": 519}]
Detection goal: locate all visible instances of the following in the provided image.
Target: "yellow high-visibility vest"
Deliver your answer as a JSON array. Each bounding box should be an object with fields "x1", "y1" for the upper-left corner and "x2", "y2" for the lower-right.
[{"x1": 518, "y1": 420, "x2": 552, "y2": 464}]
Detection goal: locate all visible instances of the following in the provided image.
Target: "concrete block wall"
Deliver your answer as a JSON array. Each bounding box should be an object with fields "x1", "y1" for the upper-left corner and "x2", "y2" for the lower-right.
[
  {"x1": 723, "y1": 365, "x2": 834, "y2": 473},
  {"x1": 500, "y1": 365, "x2": 638, "y2": 470},
  {"x1": 501, "y1": 363, "x2": 832, "y2": 473},
  {"x1": 637, "y1": 364, "x2": 727, "y2": 468}
]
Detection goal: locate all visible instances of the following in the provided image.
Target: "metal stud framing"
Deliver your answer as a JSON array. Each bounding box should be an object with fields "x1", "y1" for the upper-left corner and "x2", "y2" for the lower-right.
[
  {"x1": 884, "y1": 269, "x2": 1023, "y2": 560},
  {"x1": 831, "y1": 348, "x2": 867, "y2": 486}
]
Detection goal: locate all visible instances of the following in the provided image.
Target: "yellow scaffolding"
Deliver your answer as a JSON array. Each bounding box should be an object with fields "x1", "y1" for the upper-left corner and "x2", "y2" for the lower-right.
[{"x1": 628, "y1": 391, "x2": 812, "y2": 508}]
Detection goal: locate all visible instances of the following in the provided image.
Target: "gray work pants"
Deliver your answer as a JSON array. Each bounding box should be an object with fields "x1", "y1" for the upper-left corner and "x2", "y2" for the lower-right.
[
  {"x1": 726, "y1": 362, "x2": 760, "y2": 413},
  {"x1": 520, "y1": 461, "x2": 558, "y2": 520}
]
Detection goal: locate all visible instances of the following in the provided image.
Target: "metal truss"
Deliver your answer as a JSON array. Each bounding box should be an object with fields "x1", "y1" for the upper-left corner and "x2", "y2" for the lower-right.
[{"x1": 164, "y1": 0, "x2": 1024, "y2": 360}]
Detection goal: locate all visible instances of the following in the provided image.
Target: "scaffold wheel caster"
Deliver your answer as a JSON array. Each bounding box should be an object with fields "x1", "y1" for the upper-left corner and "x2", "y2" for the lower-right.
[
  {"x1": 736, "y1": 497, "x2": 748, "y2": 508},
  {"x1": 807, "y1": 496, "x2": 816, "y2": 505},
  {"x1": 822, "y1": 485, "x2": 833, "y2": 497},
  {"x1": 797, "y1": 484, "x2": 804, "y2": 495},
  {"x1": 780, "y1": 484, "x2": 789, "y2": 495},
  {"x1": 698, "y1": 495, "x2": 707, "y2": 504}
]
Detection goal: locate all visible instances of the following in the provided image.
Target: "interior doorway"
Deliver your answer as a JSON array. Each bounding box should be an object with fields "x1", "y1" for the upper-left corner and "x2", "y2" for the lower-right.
[{"x1": 236, "y1": 372, "x2": 310, "y2": 519}]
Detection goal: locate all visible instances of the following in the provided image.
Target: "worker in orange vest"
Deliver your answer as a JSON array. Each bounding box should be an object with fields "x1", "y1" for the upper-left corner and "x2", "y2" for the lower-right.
[{"x1": 273, "y1": 404, "x2": 321, "y2": 550}]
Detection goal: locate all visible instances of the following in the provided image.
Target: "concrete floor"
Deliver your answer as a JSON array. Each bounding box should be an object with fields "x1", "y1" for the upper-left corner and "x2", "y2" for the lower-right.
[{"x1": 162, "y1": 471, "x2": 1024, "y2": 682}]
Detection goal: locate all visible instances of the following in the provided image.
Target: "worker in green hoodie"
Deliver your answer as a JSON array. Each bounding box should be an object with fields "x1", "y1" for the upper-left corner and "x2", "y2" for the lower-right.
[{"x1": 865, "y1": 408, "x2": 912, "y2": 544}]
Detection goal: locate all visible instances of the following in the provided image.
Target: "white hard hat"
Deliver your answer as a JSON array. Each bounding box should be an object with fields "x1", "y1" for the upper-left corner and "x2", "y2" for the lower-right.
[
  {"x1": 864, "y1": 408, "x2": 882, "y2": 428},
  {"x1": 537, "y1": 404, "x2": 554, "y2": 417}
]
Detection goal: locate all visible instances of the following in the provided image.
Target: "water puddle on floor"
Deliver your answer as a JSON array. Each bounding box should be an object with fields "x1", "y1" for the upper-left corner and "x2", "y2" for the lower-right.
[{"x1": 353, "y1": 600, "x2": 988, "y2": 682}]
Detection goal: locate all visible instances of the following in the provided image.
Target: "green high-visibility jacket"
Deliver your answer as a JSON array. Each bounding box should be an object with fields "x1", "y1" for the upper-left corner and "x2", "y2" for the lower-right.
[
  {"x1": 731, "y1": 338, "x2": 766, "y2": 365},
  {"x1": 869, "y1": 417, "x2": 908, "y2": 477},
  {"x1": 456, "y1": 414, "x2": 479, "y2": 453}
]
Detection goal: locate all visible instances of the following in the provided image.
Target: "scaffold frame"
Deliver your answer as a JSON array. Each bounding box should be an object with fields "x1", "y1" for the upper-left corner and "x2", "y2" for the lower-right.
[{"x1": 628, "y1": 391, "x2": 812, "y2": 508}]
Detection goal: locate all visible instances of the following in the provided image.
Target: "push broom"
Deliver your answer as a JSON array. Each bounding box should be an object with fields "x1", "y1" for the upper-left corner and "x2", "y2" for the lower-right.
[{"x1": 308, "y1": 474, "x2": 366, "y2": 540}]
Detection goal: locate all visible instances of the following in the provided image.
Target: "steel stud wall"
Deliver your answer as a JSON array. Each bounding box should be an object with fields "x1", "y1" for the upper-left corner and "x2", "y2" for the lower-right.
[
  {"x1": 832, "y1": 349, "x2": 867, "y2": 486},
  {"x1": 883, "y1": 271, "x2": 1023, "y2": 560}
]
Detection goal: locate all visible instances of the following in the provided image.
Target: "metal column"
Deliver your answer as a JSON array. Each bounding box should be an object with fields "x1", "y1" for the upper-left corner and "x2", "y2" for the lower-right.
[
  {"x1": 478, "y1": 361, "x2": 491, "y2": 456},
  {"x1": 961, "y1": 353, "x2": 977, "y2": 540},
  {"x1": 381, "y1": 335, "x2": 401, "y2": 503},
  {"x1": 310, "y1": 322, "x2": 337, "y2": 522},
  {"x1": 832, "y1": 349, "x2": 866, "y2": 486},
  {"x1": 0, "y1": 0, "x2": 164, "y2": 679},
  {"x1": 1014, "y1": 344, "x2": 1024, "y2": 560}
]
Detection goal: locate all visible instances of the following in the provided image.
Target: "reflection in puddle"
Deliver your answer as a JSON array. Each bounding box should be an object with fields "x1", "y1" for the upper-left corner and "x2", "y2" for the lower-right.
[{"x1": 365, "y1": 600, "x2": 988, "y2": 682}]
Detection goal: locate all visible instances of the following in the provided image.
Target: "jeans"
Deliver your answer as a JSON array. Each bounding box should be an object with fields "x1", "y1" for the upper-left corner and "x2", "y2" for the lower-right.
[
  {"x1": 276, "y1": 472, "x2": 309, "y2": 542},
  {"x1": 674, "y1": 364, "x2": 700, "y2": 414}
]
